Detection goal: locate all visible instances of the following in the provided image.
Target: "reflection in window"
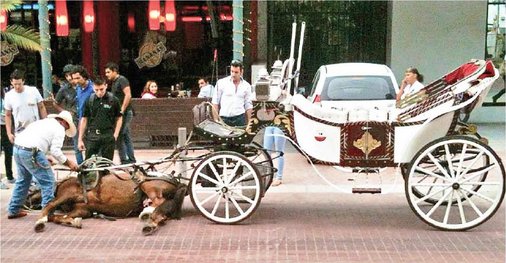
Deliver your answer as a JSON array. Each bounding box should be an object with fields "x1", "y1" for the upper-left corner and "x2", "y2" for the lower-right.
[{"x1": 486, "y1": 0, "x2": 505, "y2": 61}]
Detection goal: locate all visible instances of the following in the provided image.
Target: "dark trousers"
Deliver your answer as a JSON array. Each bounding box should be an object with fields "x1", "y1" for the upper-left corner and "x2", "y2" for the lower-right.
[
  {"x1": 1, "y1": 124, "x2": 14, "y2": 180},
  {"x1": 221, "y1": 114, "x2": 246, "y2": 127},
  {"x1": 85, "y1": 132, "x2": 115, "y2": 161}
]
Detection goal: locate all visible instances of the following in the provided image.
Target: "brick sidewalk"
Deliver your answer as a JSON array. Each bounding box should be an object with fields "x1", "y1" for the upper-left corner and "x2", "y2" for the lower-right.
[{"x1": 0, "y1": 124, "x2": 504, "y2": 262}]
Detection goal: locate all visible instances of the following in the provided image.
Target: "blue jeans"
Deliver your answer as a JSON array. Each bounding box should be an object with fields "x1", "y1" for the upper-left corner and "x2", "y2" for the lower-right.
[
  {"x1": 263, "y1": 126, "x2": 286, "y2": 180},
  {"x1": 73, "y1": 127, "x2": 83, "y2": 164},
  {"x1": 8, "y1": 147, "x2": 55, "y2": 215},
  {"x1": 116, "y1": 109, "x2": 136, "y2": 164}
]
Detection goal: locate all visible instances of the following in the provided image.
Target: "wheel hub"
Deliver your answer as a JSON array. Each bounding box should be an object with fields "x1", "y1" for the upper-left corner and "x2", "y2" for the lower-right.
[
  {"x1": 221, "y1": 186, "x2": 229, "y2": 193},
  {"x1": 452, "y1": 182, "x2": 460, "y2": 190}
]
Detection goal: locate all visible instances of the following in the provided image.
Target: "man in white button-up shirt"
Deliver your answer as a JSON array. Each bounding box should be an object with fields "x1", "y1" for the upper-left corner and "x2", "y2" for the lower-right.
[
  {"x1": 7, "y1": 111, "x2": 79, "y2": 219},
  {"x1": 212, "y1": 60, "x2": 253, "y2": 127}
]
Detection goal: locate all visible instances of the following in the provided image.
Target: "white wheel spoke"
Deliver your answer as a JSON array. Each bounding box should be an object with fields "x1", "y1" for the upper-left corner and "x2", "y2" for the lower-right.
[
  {"x1": 411, "y1": 182, "x2": 452, "y2": 187},
  {"x1": 461, "y1": 189, "x2": 484, "y2": 217},
  {"x1": 443, "y1": 190, "x2": 454, "y2": 224},
  {"x1": 414, "y1": 165, "x2": 452, "y2": 183},
  {"x1": 194, "y1": 186, "x2": 221, "y2": 193},
  {"x1": 426, "y1": 190, "x2": 453, "y2": 217},
  {"x1": 198, "y1": 172, "x2": 221, "y2": 186},
  {"x1": 232, "y1": 191, "x2": 254, "y2": 204},
  {"x1": 198, "y1": 191, "x2": 221, "y2": 205},
  {"x1": 458, "y1": 149, "x2": 485, "y2": 178},
  {"x1": 455, "y1": 143, "x2": 468, "y2": 178},
  {"x1": 427, "y1": 152, "x2": 452, "y2": 179},
  {"x1": 226, "y1": 160, "x2": 241, "y2": 184},
  {"x1": 455, "y1": 191, "x2": 467, "y2": 224},
  {"x1": 230, "y1": 185, "x2": 259, "y2": 190},
  {"x1": 224, "y1": 195, "x2": 230, "y2": 219},
  {"x1": 458, "y1": 163, "x2": 496, "y2": 184},
  {"x1": 208, "y1": 162, "x2": 224, "y2": 185},
  {"x1": 211, "y1": 192, "x2": 223, "y2": 216},
  {"x1": 222, "y1": 157, "x2": 228, "y2": 186},
  {"x1": 229, "y1": 171, "x2": 254, "y2": 187},
  {"x1": 228, "y1": 195, "x2": 245, "y2": 215},
  {"x1": 460, "y1": 187, "x2": 495, "y2": 203},
  {"x1": 414, "y1": 185, "x2": 451, "y2": 204},
  {"x1": 444, "y1": 145, "x2": 455, "y2": 178},
  {"x1": 460, "y1": 181, "x2": 500, "y2": 186}
]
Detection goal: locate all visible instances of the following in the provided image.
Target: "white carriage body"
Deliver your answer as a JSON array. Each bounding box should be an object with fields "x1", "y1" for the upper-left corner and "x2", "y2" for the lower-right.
[{"x1": 287, "y1": 60, "x2": 499, "y2": 166}]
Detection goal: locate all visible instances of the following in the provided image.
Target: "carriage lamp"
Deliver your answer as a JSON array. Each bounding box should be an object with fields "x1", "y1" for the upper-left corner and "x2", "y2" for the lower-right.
[
  {"x1": 148, "y1": 0, "x2": 161, "y2": 30},
  {"x1": 55, "y1": 0, "x2": 69, "y2": 37},
  {"x1": 82, "y1": 1, "x2": 95, "y2": 33},
  {"x1": 164, "y1": 0, "x2": 176, "y2": 32}
]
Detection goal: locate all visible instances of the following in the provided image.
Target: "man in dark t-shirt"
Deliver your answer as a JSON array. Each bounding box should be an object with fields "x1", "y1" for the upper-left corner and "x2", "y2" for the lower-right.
[
  {"x1": 78, "y1": 77, "x2": 122, "y2": 160},
  {"x1": 104, "y1": 62, "x2": 136, "y2": 164}
]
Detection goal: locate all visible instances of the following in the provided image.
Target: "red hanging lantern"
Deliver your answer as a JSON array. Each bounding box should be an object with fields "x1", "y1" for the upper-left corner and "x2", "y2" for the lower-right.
[
  {"x1": 0, "y1": 10, "x2": 7, "y2": 32},
  {"x1": 82, "y1": 1, "x2": 95, "y2": 33},
  {"x1": 55, "y1": 0, "x2": 69, "y2": 36},
  {"x1": 148, "y1": 0, "x2": 160, "y2": 30},
  {"x1": 164, "y1": 0, "x2": 176, "y2": 32},
  {"x1": 127, "y1": 12, "x2": 135, "y2": 32}
]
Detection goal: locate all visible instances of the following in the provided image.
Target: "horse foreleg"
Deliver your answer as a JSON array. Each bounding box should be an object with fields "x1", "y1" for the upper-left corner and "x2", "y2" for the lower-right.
[
  {"x1": 36, "y1": 204, "x2": 91, "y2": 232},
  {"x1": 35, "y1": 195, "x2": 77, "y2": 233}
]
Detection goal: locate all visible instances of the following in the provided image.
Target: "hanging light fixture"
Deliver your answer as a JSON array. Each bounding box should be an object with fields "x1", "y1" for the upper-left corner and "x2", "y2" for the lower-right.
[
  {"x1": 0, "y1": 10, "x2": 7, "y2": 32},
  {"x1": 55, "y1": 0, "x2": 69, "y2": 36},
  {"x1": 148, "y1": 0, "x2": 160, "y2": 30},
  {"x1": 82, "y1": 1, "x2": 95, "y2": 33},
  {"x1": 164, "y1": 0, "x2": 176, "y2": 32},
  {"x1": 128, "y1": 11, "x2": 135, "y2": 32}
]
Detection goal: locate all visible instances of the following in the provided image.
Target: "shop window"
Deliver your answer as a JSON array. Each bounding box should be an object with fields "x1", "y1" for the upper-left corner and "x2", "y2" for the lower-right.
[{"x1": 486, "y1": 0, "x2": 505, "y2": 61}]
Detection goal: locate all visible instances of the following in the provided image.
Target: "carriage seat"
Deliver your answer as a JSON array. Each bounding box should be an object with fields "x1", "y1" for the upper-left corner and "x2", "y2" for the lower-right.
[
  {"x1": 290, "y1": 94, "x2": 393, "y2": 123},
  {"x1": 192, "y1": 102, "x2": 247, "y2": 139}
]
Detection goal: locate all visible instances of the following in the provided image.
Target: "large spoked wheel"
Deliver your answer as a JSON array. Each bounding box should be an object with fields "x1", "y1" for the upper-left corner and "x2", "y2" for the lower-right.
[
  {"x1": 405, "y1": 135, "x2": 505, "y2": 230},
  {"x1": 190, "y1": 151, "x2": 263, "y2": 224},
  {"x1": 243, "y1": 144, "x2": 274, "y2": 194},
  {"x1": 406, "y1": 143, "x2": 490, "y2": 205}
]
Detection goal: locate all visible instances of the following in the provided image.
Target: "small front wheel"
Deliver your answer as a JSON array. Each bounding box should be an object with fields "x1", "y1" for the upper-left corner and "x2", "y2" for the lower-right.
[{"x1": 190, "y1": 151, "x2": 263, "y2": 224}]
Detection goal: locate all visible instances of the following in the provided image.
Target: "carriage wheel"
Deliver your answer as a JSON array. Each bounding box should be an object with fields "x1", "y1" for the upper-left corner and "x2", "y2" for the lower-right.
[
  {"x1": 406, "y1": 144, "x2": 490, "y2": 205},
  {"x1": 243, "y1": 145, "x2": 274, "y2": 194},
  {"x1": 405, "y1": 136, "x2": 505, "y2": 230},
  {"x1": 190, "y1": 151, "x2": 263, "y2": 224}
]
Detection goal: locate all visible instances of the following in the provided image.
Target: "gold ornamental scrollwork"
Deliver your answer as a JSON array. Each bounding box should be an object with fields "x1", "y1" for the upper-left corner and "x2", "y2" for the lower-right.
[{"x1": 353, "y1": 131, "x2": 381, "y2": 155}]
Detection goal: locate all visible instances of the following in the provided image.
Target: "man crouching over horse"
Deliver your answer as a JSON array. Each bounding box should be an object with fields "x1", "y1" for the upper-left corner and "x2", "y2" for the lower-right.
[{"x1": 6, "y1": 111, "x2": 79, "y2": 219}]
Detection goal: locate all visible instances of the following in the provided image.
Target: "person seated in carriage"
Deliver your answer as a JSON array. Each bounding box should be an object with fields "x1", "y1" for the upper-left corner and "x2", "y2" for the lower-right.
[
  {"x1": 396, "y1": 67, "x2": 424, "y2": 101},
  {"x1": 212, "y1": 60, "x2": 253, "y2": 127}
]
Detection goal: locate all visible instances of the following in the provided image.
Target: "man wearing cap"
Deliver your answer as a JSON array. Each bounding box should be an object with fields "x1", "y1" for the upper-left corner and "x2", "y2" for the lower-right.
[
  {"x1": 78, "y1": 77, "x2": 122, "y2": 161},
  {"x1": 212, "y1": 60, "x2": 253, "y2": 126},
  {"x1": 6, "y1": 111, "x2": 79, "y2": 219},
  {"x1": 53, "y1": 64, "x2": 82, "y2": 164}
]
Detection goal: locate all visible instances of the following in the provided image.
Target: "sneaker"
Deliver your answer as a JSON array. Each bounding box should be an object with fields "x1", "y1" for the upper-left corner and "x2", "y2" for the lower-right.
[
  {"x1": 271, "y1": 179, "x2": 282, "y2": 187},
  {"x1": 7, "y1": 211, "x2": 28, "y2": 219},
  {"x1": 7, "y1": 178, "x2": 16, "y2": 184},
  {"x1": 0, "y1": 182, "x2": 9, "y2": 190}
]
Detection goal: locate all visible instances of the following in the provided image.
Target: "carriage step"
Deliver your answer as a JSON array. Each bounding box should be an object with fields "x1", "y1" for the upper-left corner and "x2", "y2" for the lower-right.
[
  {"x1": 352, "y1": 187, "x2": 382, "y2": 194},
  {"x1": 352, "y1": 168, "x2": 380, "y2": 174}
]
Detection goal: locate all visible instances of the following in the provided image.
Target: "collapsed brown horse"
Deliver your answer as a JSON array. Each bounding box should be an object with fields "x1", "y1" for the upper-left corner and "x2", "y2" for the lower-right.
[{"x1": 32, "y1": 167, "x2": 187, "y2": 235}]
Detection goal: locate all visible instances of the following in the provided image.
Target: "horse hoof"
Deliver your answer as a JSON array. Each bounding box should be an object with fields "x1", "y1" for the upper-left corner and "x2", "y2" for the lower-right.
[
  {"x1": 72, "y1": 217, "x2": 82, "y2": 229},
  {"x1": 139, "y1": 206, "x2": 155, "y2": 221},
  {"x1": 142, "y1": 225, "x2": 157, "y2": 236},
  {"x1": 34, "y1": 222, "x2": 45, "y2": 232},
  {"x1": 34, "y1": 216, "x2": 48, "y2": 232}
]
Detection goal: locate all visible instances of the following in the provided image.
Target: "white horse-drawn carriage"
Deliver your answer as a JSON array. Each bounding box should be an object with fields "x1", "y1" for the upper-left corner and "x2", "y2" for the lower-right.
[{"x1": 52, "y1": 57, "x2": 501, "y2": 233}]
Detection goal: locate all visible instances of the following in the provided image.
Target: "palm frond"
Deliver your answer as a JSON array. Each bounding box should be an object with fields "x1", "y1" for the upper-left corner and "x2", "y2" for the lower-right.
[
  {"x1": 1, "y1": 24, "x2": 41, "y2": 52},
  {"x1": 1, "y1": 0, "x2": 23, "y2": 12}
]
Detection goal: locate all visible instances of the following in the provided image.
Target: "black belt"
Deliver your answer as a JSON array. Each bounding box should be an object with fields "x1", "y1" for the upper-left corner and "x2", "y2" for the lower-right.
[
  {"x1": 89, "y1": 128, "x2": 113, "y2": 135},
  {"x1": 14, "y1": 144, "x2": 39, "y2": 152}
]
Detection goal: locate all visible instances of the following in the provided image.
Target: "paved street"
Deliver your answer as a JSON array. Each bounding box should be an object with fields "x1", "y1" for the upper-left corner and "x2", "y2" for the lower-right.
[{"x1": 0, "y1": 124, "x2": 504, "y2": 262}]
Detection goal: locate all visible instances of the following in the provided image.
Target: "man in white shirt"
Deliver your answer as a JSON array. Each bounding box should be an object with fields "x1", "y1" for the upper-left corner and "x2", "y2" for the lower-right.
[
  {"x1": 4, "y1": 69, "x2": 47, "y2": 144},
  {"x1": 212, "y1": 60, "x2": 253, "y2": 126},
  {"x1": 6, "y1": 111, "x2": 79, "y2": 219},
  {"x1": 197, "y1": 77, "x2": 214, "y2": 98}
]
